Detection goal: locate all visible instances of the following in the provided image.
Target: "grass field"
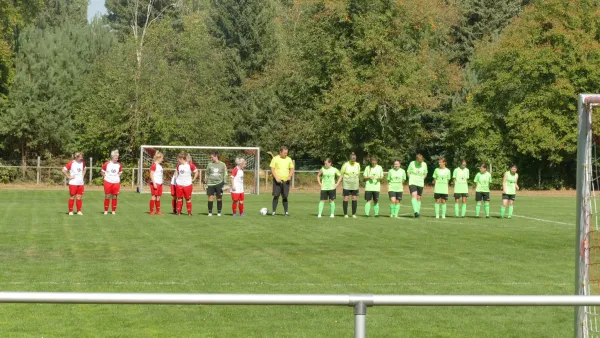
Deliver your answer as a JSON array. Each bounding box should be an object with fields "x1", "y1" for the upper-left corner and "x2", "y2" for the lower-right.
[{"x1": 0, "y1": 190, "x2": 575, "y2": 337}]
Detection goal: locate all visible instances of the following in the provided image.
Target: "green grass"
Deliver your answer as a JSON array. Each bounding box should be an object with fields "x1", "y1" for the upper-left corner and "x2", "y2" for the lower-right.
[{"x1": 0, "y1": 190, "x2": 575, "y2": 337}]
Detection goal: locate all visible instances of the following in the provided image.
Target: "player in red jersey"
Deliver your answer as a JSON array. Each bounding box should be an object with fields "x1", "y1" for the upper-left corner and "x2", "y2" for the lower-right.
[
  {"x1": 149, "y1": 151, "x2": 164, "y2": 215},
  {"x1": 101, "y1": 150, "x2": 123, "y2": 215},
  {"x1": 62, "y1": 152, "x2": 86, "y2": 215},
  {"x1": 231, "y1": 158, "x2": 247, "y2": 216},
  {"x1": 174, "y1": 152, "x2": 198, "y2": 215}
]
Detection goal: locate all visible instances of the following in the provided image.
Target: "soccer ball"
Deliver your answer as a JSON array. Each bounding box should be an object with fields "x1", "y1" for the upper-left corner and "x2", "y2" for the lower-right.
[{"x1": 260, "y1": 208, "x2": 268, "y2": 216}]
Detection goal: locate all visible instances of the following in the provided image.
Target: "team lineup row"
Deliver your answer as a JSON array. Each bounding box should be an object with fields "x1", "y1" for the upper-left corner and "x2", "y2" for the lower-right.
[{"x1": 61, "y1": 147, "x2": 520, "y2": 219}]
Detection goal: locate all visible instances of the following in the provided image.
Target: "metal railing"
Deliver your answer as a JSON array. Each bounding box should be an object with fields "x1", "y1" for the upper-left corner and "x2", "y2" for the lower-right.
[{"x1": 0, "y1": 292, "x2": 598, "y2": 337}]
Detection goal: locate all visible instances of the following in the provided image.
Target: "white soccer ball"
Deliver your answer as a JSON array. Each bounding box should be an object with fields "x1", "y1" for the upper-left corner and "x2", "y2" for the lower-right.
[{"x1": 260, "y1": 207, "x2": 268, "y2": 216}]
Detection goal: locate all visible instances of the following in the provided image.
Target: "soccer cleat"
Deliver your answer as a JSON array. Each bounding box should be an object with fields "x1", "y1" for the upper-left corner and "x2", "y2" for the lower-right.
[
  {"x1": 284, "y1": 212, "x2": 290, "y2": 217},
  {"x1": 374, "y1": 215, "x2": 379, "y2": 218},
  {"x1": 77, "y1": 211, "x2": 83, "y2": 216},
  {"x1": 173, "y1": 210, "x2": 177, "y2": 215},
  {"x1": 271, "y1": 212, "x2": 276, "y2": 216},
  {"x1": 156, "y1": 211, "x2": 164, "y2": 216},
  {"x1": 436, "y1": 216, "x2": 440, "y2": 219},
  {"x1": 208, "y1": 213, "x2": 213, "y2": 217},
  {"x1": 352, "y1": 215, "x2": 357, "y2": 218},
  {"x1": 317, "y1": 215, "x2": 322, "y2": 218},
  {"x1": 150, "y1": 211, "x2": 155, "y2": 216},
  {"x1": 112, "y1": 211, "x2": 116, "y2": 215},
  {"x1": 217, "y1": 213, "x2": 222, "y2": 217},
  {"x1": 104, "y1": 211, "x2": 108, "y2": 215},
  {"x1": 344, "y1": 215, "x2": 349, "y2": 218},
  {"x1": 415, "y1": 213, "x2": 420, "y2": 218},
  {"x1": 188, "y1": 213, "x2": 192, "y2": 216},
  {"x1": 486, "y1": 216, "x2": 490, "y2": 219},
  {"x1": 390, "y1": 215, "x2": 395, "y2": 218},
  {"x1": 507, "y1": 216, "x2": 512, "y2": 219},
  {"x1": 68, "y1": 212, "x2": 73, "y2": 216},
  {"x1": 330, "y1": 214, "x2": 334, "y2": 218},
  {"x1": 240, "y1": 214, "x2": 245, "y2": 217},
  {"x1": 442, "y1": 216, "x2": 446, "y2": 219},
  {"x1": 233, "y1": 214, "x2": 238, "y2": 217}
]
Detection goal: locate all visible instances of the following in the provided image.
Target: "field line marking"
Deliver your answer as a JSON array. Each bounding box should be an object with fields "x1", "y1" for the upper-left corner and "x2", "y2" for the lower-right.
[{"x1": 418, "y1": 207, "x2": 570, "y2": 226}]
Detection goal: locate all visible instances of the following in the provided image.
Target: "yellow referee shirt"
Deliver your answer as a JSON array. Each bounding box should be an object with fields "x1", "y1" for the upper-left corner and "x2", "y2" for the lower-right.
[{"x1": 270, "y1": 155, "x2": 294, "y2": 181}]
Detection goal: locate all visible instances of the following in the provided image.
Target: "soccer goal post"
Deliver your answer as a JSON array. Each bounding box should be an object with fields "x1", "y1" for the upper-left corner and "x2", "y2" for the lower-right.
[
  {"x1": 576, "y1": 94, "x2": 600, "y2": 337},
  {"x1": 138, "y1": 146, "x2": 261, "y2": 195}
]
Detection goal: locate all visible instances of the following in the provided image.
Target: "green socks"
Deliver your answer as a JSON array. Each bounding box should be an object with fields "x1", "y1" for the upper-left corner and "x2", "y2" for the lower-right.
[
  {"x1": 475, "y1": 202, "x2": 481, "y2": 217},
  {"x1": 500, "y1": 206, "x2": 506, "y2": 218},
  {"x1": 454, "y1": 204, "x2": 459, "y2": 217},
  {"x1": 461, "y1": 204, "x2": 467, "y2": 217},
  {"x1": 395, "y1": 203, "x2": 400, "y2": 216},
  {"x1": 484, "y1": 202, "x2": 490, "y2": 217},
  {"x1": 365, "y1": 202, "x2": 371, "y2": 216},
  {"x1": 508, "y1": 206, "x2": 513, "y2": 218},
  {"x1": 441, "y1": 204, "x2": 447, "y2": 217},
  {"x1": 411, "y1": 198, "x2": 418, "y2": 213},
  {"x1": 373, "y1": 203, "x2": 379, "y2": 216},
  {"x1": 417, "y1": 200, "x2": 422, "y2": 213},
  {"x1": 390, "y1": 204, "x2": 395, "y2": 216},
  {"x1": 330, "y1": 202, "x2": 335, "y2": 216},
  {"x1": 434, "y1": 203, "x2": 440, "y2": 217},
  {"x1": 318, "y1": 201, "x2": 324, "y2": 216}
]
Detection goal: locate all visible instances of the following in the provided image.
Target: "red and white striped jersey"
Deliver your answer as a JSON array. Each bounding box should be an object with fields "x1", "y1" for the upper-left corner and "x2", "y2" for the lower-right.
[
  {"x1": 150, "y1": 163, "x2": 163, "y2": 185},
  {"x1": 231, "y1": 167, "x2": 244, "y2": 193},
  {"x1": 102, "y1": 161, "x2": 122, "y2": 184},
  {"x1": 64, "y1": 160, "x2": 86, "y2": 186},
  {"x1": 175, "y1": 163, "x2": 197, "y2": 187}
]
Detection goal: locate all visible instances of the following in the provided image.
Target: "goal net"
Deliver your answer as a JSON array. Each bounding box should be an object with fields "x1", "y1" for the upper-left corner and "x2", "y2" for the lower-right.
[
  {"x1": 577, "y1": 94, "x2": 600, "y2": 337},
  {"x1": 138, "y1": 146, "x2": 261, "y2": 195}
]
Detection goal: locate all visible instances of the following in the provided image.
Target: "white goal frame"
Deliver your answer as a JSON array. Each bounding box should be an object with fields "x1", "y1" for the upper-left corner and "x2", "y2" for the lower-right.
[
  {"x1": 138, "y1": 145, "x2": 261, "y2": 195},
  {"x1": 576, "y1": 94, "x2": 600, "y2": 338}
]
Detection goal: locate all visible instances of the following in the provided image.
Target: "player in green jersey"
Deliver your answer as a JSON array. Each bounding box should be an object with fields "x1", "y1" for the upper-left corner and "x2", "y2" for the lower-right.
[
  {"x1": 453, "y1": 160, "x2": 470, "y2": 218},
  {"x1": 206, "y1": 152, "x2": 227, "y2": 216},
  {"x1": 363, "y1": 156, "x2": 384, "y2": 217},
  {"x1": 501, "y1": 164, "x2": 520, "y2": 219},
  {"x1": 433, "y1": 158, "x2": 452, "y2": 219},
  {"x1": 341, "y1": 152, "x2": 361, "y2": 218},
  {"x1": 407, "y1": 154, "x2": 428, "y2": 218},
  {"x1": 473, "y1": 163, "x2": 492, "y2": 218},
  {"x1": 317, "y1": 158, "x2": 342, "y2": 218},
  {"x1": 387, "y1": 160, "x2": 407, "y2": 218}
]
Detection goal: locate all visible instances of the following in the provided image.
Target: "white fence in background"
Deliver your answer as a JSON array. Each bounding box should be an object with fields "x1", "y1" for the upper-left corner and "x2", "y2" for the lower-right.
[{"x1": 0, "y1": 292, "x2": 595, "y2": 337}]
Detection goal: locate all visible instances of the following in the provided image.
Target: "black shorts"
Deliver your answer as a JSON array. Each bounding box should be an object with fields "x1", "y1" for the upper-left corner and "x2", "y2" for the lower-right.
[
  {"x1": 320, "y1": 190, "x2": 336, "y2": 201},
  {"x1": 476, "y1": 192, "x2": 490, "y2": 202},
  {"x1": 365, "y1": 191, "x2": 380, "y2": 201},
  {"x1": 272, "y1": 180, "x2": 290, "y2": 198},
  {"x1": 343, "y1": 189, "x2": 359, "y2": 197},
  {"x1": 454, "y1": 193, "x2": 469, "y2": 199},
  {"x1": 207, "y1": 182, "x2": 224, "y2": 196},
  {"x1": 409, "y1": 185, "x2": 423, "y2": 196},
  {"x1": 388, "y1": 191, "x2": 403, "y2": 200},
  {"x1": 434, "y1": 193, "x2": 448, "y2": 200},
  {"x1": 502, "y1": 194, "x2": 516, "y2": 201}
]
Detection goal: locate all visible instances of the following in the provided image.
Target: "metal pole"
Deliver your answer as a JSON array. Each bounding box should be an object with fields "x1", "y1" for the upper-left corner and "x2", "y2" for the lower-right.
[
  {"x1": 139, "y1": 147, "x2": 144, "y2": 193},
  {"x1": 354, "y1": 302, "x2": 367, "y2": 338},
  {"x1": 292, "y1": 160, "x2": 296, "y2": 189},
  {"x1": 256, "y1": 148, "x2": 260, "y2": 195},
  {"x1": 36, "y1": 156, "x2": 40, "y2": 184},
  {"x1": 89, "y1": 157, "x2": 93, "y2": 184},
  {"x1": 132, "y1": 168, "x2": 135, "y2": 188}
]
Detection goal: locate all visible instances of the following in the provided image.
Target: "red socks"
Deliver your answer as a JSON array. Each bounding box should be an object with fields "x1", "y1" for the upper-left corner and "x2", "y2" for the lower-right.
[
  {"x1": 112, "y1": 199, "x2": 117, "y2": 212},
  {"x1": 186, "y1": 201, "x2": 192, "y2": 214},
  {"x1": 172, "y1": 199, "x2": 176, "y2": 212},
  {"x1": 150, "y1": 200, "x2": 161, "y2": 213},
  {"x1": 239, "y1": 203, "x2": 244, "y2": 214},
  {"x1": 177, "y1": 200, "x2": 183, "y2": 214},
  {"x1": 104, "y1": 199, "x2": 110, "y2": 212},
  {"x1": 232, "y1": 202, "x2": 237, "y2": 214},
  {"x1": 76, "y1": 199, "x2": 82, "y2": 212},
  {"x1": 68, "y1": 199, "x2": 74, "y2": 212},
  {"x1": 156, "y1": 200, "x2": 161, "y2": 212},
  {"x1": 150, "y1": 200, "x2": 155, "y2": 213}
]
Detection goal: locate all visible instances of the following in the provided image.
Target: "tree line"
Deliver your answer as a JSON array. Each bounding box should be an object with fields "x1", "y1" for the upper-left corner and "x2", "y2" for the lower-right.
[{"x1": 0, "y1": 0, "x2": 599, "y2": 188}]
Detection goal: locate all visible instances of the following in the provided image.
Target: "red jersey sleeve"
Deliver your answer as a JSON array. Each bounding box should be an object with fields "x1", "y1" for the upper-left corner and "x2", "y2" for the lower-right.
[
  {"x1": 190, "y1": 163, "x2": 197, "y2": 172},
  {"x1": 101, "y1": 162, "x2": 108, "y2": 172},
  {"x1": 150, "y1": 163, "x2": 157, "y2": 171},
  {"x1": 232, "y1": 168, "x2": 238, "y2": 177},
  {"x1": 64, "y1": 161, "x2": 73, "y2": 170},
  {"x1": 82, "y1": 161, "x2": 86, "y2": 169}
]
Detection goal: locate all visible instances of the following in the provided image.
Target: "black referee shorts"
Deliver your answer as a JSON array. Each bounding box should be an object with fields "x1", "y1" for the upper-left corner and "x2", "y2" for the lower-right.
[{"x1": 272, "y1": 180, "x2": 290, "y2": 198}]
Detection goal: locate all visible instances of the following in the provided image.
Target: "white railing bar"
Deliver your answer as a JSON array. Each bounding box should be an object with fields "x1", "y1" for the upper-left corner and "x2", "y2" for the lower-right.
[{"x1": 1, "y1": 293, "x2": 600, "y2": 306}]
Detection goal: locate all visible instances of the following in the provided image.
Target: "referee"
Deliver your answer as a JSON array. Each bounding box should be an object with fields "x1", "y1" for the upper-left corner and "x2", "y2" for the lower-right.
[{"x1": 270, "y1": 146, "x2": 295, "y2": 216}]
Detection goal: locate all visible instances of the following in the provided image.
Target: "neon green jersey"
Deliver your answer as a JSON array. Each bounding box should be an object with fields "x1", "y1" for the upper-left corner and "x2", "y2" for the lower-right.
[
  {"x1": 387, "y1": 168, "x2": 406, "y2": 192},
  {"x1": 407, "y1": 161, "x2": 428, "y2": 187},
  {"x1": 340, "y1": 162, "x2": 361, "y2": 190},
  {"x1": 504, "y1": 171, "x2": 518, "y2": 195},
  {"x1": 474, "y1": 172, "x2": 492, "y2": 193},
  {"x1": 364, "y1": 165, "x2": 383, "y2": 192},
  {"x1": 452, "y1": 167, "x2": 469, "y2": 194},
  {"x1": 433, "y1": 168, "x2": 451, "y2": 194},
  {"x1": 320, "y1": 166, "x2": 341, "y2": 191}
]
